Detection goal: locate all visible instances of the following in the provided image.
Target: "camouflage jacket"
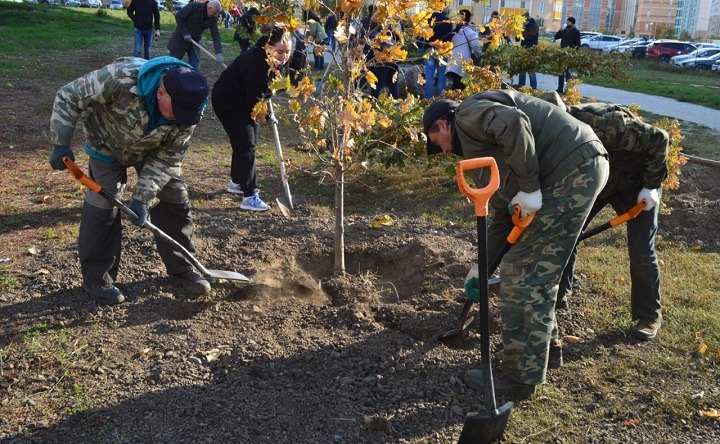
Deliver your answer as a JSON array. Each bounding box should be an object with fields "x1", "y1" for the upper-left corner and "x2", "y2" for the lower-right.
[
  {"x1": 567, "y1": 103, "x2": 669, "y2": 195},
  {"x1": 49, "y1": 57, "x2": 196, "y2": 204}
]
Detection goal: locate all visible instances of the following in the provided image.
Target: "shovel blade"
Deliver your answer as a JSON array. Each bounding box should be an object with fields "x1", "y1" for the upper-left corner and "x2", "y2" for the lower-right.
[
  {"x1": 276, "y1": 196, "x2": 301, "y2": 217},
  {"x1": 438, "y1": 316, "x2": 475, "y2": 342},
  {"x1": 458, "y1": 402, "x2": 513, "y2": 444},
  {"x1": 204, "y1": 269, "x2": 250, "y2": 282}
]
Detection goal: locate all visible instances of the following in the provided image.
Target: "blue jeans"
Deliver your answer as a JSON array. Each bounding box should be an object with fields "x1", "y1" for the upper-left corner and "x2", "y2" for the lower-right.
[
  {"x1": 370, "y1": 64, "x2": 399, "y2": 99},
  {"x1": 184, "y1": 45, "x2": 201, "y2": 70},
  {"x1": 424, "y1": 56, "x2": 448, "y2": 99},
  {"x1": 518, "y1": 72, "x2": 537, "y2": 89},
  {"x1": 559, "y1": 189, "x2": 662, "y2": 323},
  {"x1": 133, "y1": 28, "x2": 154, "y2": 60}
]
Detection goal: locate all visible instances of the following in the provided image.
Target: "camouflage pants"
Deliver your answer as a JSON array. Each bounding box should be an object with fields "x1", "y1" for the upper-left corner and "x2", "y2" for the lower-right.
[{"x1": 492, "y1": 154, "x2": 609, "y2": 385}]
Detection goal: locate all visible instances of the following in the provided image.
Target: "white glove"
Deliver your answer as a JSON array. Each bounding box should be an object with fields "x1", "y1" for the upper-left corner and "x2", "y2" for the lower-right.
[
  {"x1": 215, "y1": 53, "x2": 224, "y2": 65},
  {"x1": 510, "y1": 189, "x2": 542, "y2": 217},
  {"x1": 637, "y1": 188, "x2": 659, "y2": 211}
]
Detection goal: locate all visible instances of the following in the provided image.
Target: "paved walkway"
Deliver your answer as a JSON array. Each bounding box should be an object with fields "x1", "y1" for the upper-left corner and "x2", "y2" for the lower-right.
[{"x1": 521, "y1": 73, "x2": 720, "y2": 128}]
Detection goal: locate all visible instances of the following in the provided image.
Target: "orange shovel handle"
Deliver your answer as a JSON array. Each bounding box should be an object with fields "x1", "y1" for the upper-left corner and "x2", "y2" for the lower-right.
[
  {"x1": 62, "y1": 156, "x2": 102, "y2": 194},
  {"x1": 456, "y1": 158, "x2": 500, "y2": 217},
  {"x1": 610, "y1": 199, "x2": 648, "y2": 227}
]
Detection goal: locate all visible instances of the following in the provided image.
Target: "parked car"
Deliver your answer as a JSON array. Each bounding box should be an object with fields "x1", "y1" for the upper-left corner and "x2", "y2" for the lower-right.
[
  {"x1": 682, "y1": 52, "x2": 720, "y2": 70},
  {"x1": 646, "y1": 40, "x2": 696, "y2": 63},
  {"x1": 65, "y1": 0, "x2": 81, "y2": 5},
  {"x1": 671, "y1": 48, "x2": 720, "y2": 66},
  {"x1": 603, "y1": 38, "x2": 642, "y2": 53},
  {"x1": 109, "y1": 0, "x2": 123, "y2": 8},
  {"x1": 694, "y1": 43, "x2": 720, "y2": 50},
  {"x1": 156, "y1": 0, "x2": 167, "y2": 10},
  {"x1": 172, "y1": 0, "x2": 187, "y2": 10},
  {"x1": 580, "y1": 31, "x2": 601, "y2": 39},
  {"x1": 41, "y1": 0, "x2": 62, "y2": 4},
  {"x1": 581, "y1": 35, "x2": 625, "y2": 51},
  {"x1": 80, "y1": 0, "x2": 101, "y2": 6},
  {"x1": 630, "y1": 40, "x2": 654, "y2": 59},
  {"x1": 712, "y1": 59, "x2": 720, "y2": 71}
]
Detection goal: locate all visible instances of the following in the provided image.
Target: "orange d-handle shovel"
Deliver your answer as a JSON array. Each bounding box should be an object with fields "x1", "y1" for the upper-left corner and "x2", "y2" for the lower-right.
[
  {"x1": 62, "y1": 157, "x2": 249, "y2": 282},
  {"x1": 455, "y1": 158, "x2": 513, "y2": 444},
  {"x1": 577, "y1": 199, "x2": 648, "y2": 242}
]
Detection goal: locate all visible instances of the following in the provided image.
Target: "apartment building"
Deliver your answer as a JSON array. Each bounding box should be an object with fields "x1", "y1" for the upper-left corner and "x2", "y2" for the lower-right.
[{"x1": 453, "y1": 0, "x2": 565, "y2": 33}]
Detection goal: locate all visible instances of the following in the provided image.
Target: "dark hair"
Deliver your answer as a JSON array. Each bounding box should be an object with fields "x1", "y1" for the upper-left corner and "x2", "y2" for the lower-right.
[
  {"x1": 256, "y1": 26, "x2": 292, "y2": 48},
  {"x1": 427, "y1": 111, "x2": 455, "y2": 133},
  {"x1": 459, "y1": 9, "x2": 472, "y2": 23},
  {"x1": 491, "y1": 10, "x2": 499, "y2": 17},
  {"x1": 303, "y1": 9, "x2": 320, "y2": 22},
  {"x1": 567, "y1": 16, "x2": 576, "y2": 25}
]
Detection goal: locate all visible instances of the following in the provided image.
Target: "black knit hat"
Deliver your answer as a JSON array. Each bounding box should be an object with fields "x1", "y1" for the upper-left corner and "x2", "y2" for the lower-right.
[{"x1": 567, "y1": 16, "x2": 576, "y2": 25}]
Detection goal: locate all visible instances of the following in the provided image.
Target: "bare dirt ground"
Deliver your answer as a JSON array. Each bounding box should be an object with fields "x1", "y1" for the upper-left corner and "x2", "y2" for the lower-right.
[{"x1": 1, "y1": 49, "x2": 720, "y2": 444}]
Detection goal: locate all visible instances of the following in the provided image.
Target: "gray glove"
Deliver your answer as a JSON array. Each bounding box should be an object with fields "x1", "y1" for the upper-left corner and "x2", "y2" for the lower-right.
[
  {"x1": 127, "y1": 199, "x2": 148, "y2": 226},
  {"x1": 215, "y1": 53, "x2": 224, "y2": 64},
  {"x1": 49, "y1": 145, "x2": 74, "y2": 170},
  {"x1": 183, "y1": 34, "x2": 193, "y2": 42}
]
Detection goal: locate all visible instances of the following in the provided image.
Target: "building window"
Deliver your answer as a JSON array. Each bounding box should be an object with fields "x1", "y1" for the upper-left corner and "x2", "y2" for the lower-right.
[{"x1": 538, "y1": 1, "x2": 546, "y2": 12}]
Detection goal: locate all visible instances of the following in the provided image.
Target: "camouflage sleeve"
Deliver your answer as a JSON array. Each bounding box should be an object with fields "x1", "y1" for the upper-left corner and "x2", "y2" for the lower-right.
[
  {"x1": 131, "y1": 127, "x2": 194, "y2": 203},
  {"x1": 604, "y1": 107, "x2": 669, "y2": 190},
  {"x1": 49, "y1": 63, "x2": 125, "y2": 147}
]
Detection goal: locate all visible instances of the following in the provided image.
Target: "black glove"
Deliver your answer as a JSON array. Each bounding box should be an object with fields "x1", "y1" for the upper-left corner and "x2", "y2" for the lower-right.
[
  {"x1": 49, "y1": 145, "x2": 74, "y2": 170},
  {"x1": 127, "y1": 199, "x2": 149, "y2": 226}
]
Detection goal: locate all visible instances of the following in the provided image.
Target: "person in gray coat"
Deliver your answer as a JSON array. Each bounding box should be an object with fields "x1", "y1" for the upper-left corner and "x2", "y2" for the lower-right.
[{"x1": 167, "y1": 0, "x2": 223, "y2": 70}]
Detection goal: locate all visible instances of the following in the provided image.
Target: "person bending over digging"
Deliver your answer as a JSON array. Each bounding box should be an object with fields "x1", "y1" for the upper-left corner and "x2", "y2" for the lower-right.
[
  {"x1": 212, "y1": 26, "x2": 292, "y2": 211},
  {"x1": 539, "y1": 91, "x2": 669, "y2": 341},
  {"x1": 423, "y1": 90, "x2": 609, "y2": 399},
  {"x1": 49, "y1": 57, "x2": 211, "y2": 305}
]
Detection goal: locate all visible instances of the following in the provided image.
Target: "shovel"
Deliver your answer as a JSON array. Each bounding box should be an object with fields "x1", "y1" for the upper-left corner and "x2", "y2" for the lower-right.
[
  {"x1": 577, "y1": 199, "x2": 647, "y2": 242},
  {"x1": 190, "y1": 39, "x2": 228, "y2": 68},
  {"x1": 455, "y1": 157, "x2": 513, "y2": 444},
  {"x1": 439, "y1": 205, "x2": 534, "y2": 342},
  {"x1": 190, "y1": 40, "x2": 298, "y2": 217},
  {"x1": 62, "y1": 157, "x2": 250, "y2": 282},
  {"x1": 267, "y1": 98, "x2": 298, "y2": 217}
]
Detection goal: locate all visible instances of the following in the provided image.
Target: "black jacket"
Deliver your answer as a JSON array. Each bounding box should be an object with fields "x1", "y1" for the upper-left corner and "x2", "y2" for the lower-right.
[
  {"x1": 211, "y1": 39, "x2": 276, "y2": 116},
  {"x1": 521, "y1": 18, "x2": 539, "y2": 48},
  {"x1": 555, "y1": 26, "x2": 581, "y2": 49},
  {"x1": 127, "y1": 0, "x2": 160, "y2": 31}
]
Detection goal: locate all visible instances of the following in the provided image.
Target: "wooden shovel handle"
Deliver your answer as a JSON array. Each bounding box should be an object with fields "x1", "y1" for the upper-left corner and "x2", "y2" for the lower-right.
[{"x1": 456, "y1": 157, "x2": 499, "y2": 217}]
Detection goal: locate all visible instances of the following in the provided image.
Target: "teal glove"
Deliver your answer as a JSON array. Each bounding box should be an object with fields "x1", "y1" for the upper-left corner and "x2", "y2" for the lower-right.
[{"x1": 464, "y1": 277, "x2": 480, "y2": 302}]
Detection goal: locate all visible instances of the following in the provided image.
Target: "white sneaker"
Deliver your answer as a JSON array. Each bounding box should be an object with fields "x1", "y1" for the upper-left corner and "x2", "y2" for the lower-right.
[
  {"x1": 227, "y1": 181, "x2": 243, "y2": 194},
  {"x1": 240, "y1": 192, "x2": 270, "y2": 211}
]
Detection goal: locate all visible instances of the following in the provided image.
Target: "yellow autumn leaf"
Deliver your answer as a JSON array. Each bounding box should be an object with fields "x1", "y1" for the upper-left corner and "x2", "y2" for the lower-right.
[
  {"x1": 5, "y1": 82, "x2": 12, "y2": 88},
  {"x1": 717, "y1": 348, "x2": 720, "y2": 358},
  {"x1": 289, "y1": 100, "x2": 301, "y2": 113},
  {"x1": 372, "y1": 215, "x2": 394, "y2": 229},
  {"x1": 698, "y1": 341, "x2": 708, "y2": 355},
  {"x1": 690, "y1": 245, "x2": 703, "y2": 251},
  {"x1": 365, "y1": 70, "x2": 378, "y2": 87},
  {"x1": 699, "y1": 409, "x2": 719, "y2": 418},
  {"x1": 250, "y1": 101, "x2": 268, "y2": 123},
  {"x1": 378, "y1": 116, "x2": 392, "y2": 128}
]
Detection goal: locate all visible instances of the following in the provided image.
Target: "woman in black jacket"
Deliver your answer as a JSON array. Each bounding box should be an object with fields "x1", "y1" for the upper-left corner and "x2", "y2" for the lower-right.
[{"x1": 212, "y1": 27, "x2": 292, "y2": 211}]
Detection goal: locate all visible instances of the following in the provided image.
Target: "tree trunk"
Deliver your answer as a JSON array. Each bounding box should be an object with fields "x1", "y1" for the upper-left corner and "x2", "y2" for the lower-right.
[{"x1": 333, "y1": 158, "x2": 345, "y2": 275}]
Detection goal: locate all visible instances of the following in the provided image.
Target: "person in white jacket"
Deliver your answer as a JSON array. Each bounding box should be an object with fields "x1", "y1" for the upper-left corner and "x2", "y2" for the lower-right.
[{"x1": 446, "y1": 10, "x2": 480, "y2": 91}]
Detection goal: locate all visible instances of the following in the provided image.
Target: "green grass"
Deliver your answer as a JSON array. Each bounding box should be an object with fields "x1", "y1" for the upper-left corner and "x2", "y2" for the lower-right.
[{"x1": 582, "y1": 59, "x2": 720, "y2": 110}]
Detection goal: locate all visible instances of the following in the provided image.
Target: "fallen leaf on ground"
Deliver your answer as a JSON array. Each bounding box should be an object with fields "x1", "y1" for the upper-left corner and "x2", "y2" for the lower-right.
[
  {"x1": 371, "y1": 215, "x2": 394, "y2": 229},
  {"x1": 699, "y1": 409, "x2": 719, "y2": 418},
  {"x1": 563, "y1": 335, "x2": 583, "y2": 344}
]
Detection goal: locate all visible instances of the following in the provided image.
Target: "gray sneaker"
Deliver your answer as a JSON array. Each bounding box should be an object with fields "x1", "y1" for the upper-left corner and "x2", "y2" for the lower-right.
[
  {"x1": 169, "y1": 270, "x2": 211, "y2": 296},
  {"x1": 632, "y1": 318, "x2": 662, "y2": 341},
  {"x1": 83, "y1": 283, "x2": 125, "y2": 305}
]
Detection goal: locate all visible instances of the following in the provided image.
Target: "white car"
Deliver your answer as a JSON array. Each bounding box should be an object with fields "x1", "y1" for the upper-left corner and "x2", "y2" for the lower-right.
[
  {"x1": 682, "y1": 52, "x2": 720, "y2": 70},
  {"x1": 603, "y1": 38, "x2": 642, "y2": 53},
  {"x1": 670, "y1": 48, "x2": 720, "y2": 66},
  {"x1": 109, "y1": 0, "x2": 123, "y2": 8},
  {"x1": 712, "y1": 60, "x2": 720, "y2": 71},
  {"x1": 580, "y1": 35, "x2": 625, "y2": 51}
]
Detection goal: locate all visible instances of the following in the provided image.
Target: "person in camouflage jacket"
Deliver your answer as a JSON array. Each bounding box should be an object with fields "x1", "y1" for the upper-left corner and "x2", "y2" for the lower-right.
[
  {"x1": 48, "y1": 56, "x2": 211, "y2": 305},
  {"x1": 539, "y1": 92, "x2": 669, "y2": 341},
  {"x1": 423, "y1": 90, "x2": 609, "y2": 399}
]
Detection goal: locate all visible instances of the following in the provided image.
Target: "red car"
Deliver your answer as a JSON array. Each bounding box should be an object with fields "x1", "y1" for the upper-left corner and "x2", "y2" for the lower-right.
[{"x1": 646, "y1": 40, "x2": 697, "y2": 63}]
